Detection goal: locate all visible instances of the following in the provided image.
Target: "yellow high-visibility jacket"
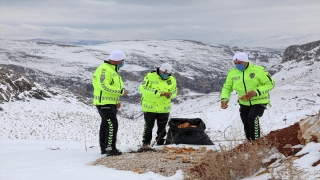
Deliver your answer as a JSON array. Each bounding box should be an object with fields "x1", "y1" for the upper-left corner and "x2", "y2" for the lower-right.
[
  {"x1": 139, "y1": 70, "x2": 178, "y2": 113},
  {"x1": 92, "y1": 62, "x2": 125, "y2": 105},
  {"x1": 221, "y1": 63, "x2": 275, "y2": 106}
]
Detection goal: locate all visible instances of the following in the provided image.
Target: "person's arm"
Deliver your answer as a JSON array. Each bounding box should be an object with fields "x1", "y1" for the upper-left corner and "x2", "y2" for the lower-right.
[
  {"x1": 98, "y1": 70, "x2": 125, "y2": 96},
  {"x1": 139, "y1": 73, "x2": 162, "y2": 98},
  {"x1": 168, "y1": 77, "x2": 178, "y2": 99},
  {"x1": 240, "y1": 67, "x2": 274, "y2": 100},
  {"x1": 221, "y1": 71, "x2": 233, "y2": 102},
  {"x1": 254, "y1": 68, "x2": 275, "y2": 96},
  {"x1": 220, "y1": 71, "x2": 233, "y2": 109}
]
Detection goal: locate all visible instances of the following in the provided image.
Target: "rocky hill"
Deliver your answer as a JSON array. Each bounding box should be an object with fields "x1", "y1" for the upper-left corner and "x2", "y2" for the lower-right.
[
  {"x1": 269, "y1": 40, "x2": 320, "y2": 78},
  {"x1": 0, "y1": 39, "x2": 284, "y2": 104},
  {"x1": 0, "y1": 67, "x2": 51, "y2": 102},
  {"x1": 1, "y1": 38, "x2": 319, "y2": 105},
  {"x1": 282, "y1": 40, "x2": 320, "y2": 63}
]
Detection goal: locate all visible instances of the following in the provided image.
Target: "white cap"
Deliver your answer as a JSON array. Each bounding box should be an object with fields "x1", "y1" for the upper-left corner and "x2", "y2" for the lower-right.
[
  {"x1": 159, "y1": 63, "x2": 172, "y2": 73},
  {"x1": 108, "y1": 50, "x2": 126, "y2": 61},
  {"x1": 233, "y1": 52, "x2": 249, "y2": 62}
]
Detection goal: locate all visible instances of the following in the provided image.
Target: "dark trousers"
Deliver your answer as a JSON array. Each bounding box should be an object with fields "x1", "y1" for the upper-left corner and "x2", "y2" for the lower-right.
[
  {"x1": 96, "y1": 105, "x2": 118, "y2": 152},
  {"x1": 142, "y1": 112, "x2": 169, "y2": 145},
  {"x1": 239, "y1": 104, "x2": 266, "y2": 141}
]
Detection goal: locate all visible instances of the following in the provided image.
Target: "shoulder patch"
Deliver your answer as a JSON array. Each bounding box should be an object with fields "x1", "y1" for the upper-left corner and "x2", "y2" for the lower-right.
[{"x1": 100, "y1": 75, "x2": 105, "y2": 82}]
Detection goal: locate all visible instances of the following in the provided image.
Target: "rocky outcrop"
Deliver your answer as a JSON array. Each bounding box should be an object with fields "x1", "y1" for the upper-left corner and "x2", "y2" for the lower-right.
[
  {"x1": 298, "y1": 110, "x2": 320, "y2": 145},
  {"x1": 282, "y1": 40, "x2": 320, "y2": 63},
  {"x1": 0, "y1": 67, "x2": 51, "y2": 102}
]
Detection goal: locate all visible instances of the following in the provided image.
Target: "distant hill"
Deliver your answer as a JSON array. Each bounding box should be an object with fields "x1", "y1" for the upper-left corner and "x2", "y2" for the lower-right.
[
  {"x1": 0, "y1": 39, "x2": 284, "y2": 104},
  {"x1": 1, "y1": 38, "x2": 319, "y2": 104},
  {"x1": 30, "y1": 38, "x2": 111, "y2": 45}
]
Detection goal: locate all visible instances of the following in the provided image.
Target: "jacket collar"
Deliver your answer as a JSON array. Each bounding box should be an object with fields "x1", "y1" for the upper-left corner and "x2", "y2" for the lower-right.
[{"x1": 104, "y1": 61, "x2": 118, "y2": 72}]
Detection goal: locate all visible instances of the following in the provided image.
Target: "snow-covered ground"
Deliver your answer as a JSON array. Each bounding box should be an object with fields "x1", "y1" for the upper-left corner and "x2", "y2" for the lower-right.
[
  {"x1": 1, "y1": 77, "x2": 319, "y2": 179},
  {"x1": 0, "y1": 139, "x2": 184, "y2": 180}
]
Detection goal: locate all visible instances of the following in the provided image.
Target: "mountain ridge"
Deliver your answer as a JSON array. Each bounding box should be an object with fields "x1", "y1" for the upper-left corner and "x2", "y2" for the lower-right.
[{"x1": 0, "y1": 39, "x2": 284, "y2": 101}]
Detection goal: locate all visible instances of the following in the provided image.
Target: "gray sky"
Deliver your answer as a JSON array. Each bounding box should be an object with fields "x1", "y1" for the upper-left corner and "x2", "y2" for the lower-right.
[{"x1": 1, "y1": 0, "x2": 319, "y2": 47}]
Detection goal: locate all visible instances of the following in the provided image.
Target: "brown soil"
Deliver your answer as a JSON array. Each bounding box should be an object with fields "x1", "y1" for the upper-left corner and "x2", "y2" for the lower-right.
[
  {"x1": 262, "y1": 122, "x2": 302, "y2": 156},
  {"x1": 189, "y1": 122, "x2": 320, "y2": 178},
  {"x1": 233, "y1": 122, "x2": 302, "y2": 157}
]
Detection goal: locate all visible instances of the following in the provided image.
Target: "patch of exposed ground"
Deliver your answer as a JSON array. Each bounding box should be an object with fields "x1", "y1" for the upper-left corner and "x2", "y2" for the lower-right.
[
  {"x1": 233, "y1": 122, "x2": 306, "y2": 157},
  {"x1": 90, "y1": 147, "x2": 212, "y2": 177},
  {"x1": 263, "y1": 122, "x2": 302, "y2": 156},
  {"x1": 190, "y1": 121, "x2": 320, "y2": 179}
]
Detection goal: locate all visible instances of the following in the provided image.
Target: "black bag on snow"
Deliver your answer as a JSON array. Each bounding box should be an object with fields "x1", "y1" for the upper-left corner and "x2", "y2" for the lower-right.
[{"x1": 165, "y1": 118, "x2": 214, "y2": 145}]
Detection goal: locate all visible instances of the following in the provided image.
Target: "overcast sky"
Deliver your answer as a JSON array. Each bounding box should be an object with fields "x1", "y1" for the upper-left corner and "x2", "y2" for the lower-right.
[{"x1": 0, "y1": 0, "x2": 319, "y2": 47}]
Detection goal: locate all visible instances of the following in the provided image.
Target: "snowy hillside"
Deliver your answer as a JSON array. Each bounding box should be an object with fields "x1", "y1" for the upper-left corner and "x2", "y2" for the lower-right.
[
  {"x1": 0, "y1": 39, "x2": 319, "y2": 143},
  {"x1": 0, "y1": 39, "x2": 283, "y2": 97},
  {"x1": 0, "y1": 39, "x2": 320, "y2": 180}
]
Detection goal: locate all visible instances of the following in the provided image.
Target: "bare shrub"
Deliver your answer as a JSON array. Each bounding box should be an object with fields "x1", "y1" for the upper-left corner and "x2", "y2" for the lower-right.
[
  {"x1": 223, "y1": 120, "x2": 246, "y2": 142},
  {"x1": 188, "y1": 138, "x2": 277, "y2": 180},
  {"x1": 269, "y1": 158, "x2": 308, "y2": 179}
]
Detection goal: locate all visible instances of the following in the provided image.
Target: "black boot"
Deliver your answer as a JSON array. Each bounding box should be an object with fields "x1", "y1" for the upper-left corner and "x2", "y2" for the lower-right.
[
  {"x1": 101, "y1": 147, "x2": 107, "y2": 154},
  {"x1": 101, "y1": 151, "x2": 107, "y2": 155},
  {"x1": 106, "y1": 149, "x2": 122, "y2": 156},
  {"x1": 157, "y1": 139, "x2": 165, "y2": 146}
]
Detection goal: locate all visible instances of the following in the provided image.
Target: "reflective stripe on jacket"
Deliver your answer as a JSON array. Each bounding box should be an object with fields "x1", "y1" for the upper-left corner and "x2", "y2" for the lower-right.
[
  {"x1": 92, "y1": 62, "x2": 124, "y2": 105},
  {"x1": 139, "y1": 70, "x2": 178, "y2": 113},
  {"x1": 221, "y1": 63, "x2": 275, "y2": 106}
]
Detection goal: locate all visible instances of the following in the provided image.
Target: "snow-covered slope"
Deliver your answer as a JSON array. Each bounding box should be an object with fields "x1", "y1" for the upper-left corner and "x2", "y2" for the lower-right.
[
  {"x1": 0, "y1": 39, "x2": 283, "y2": 97},
  {"x1": 0, "y1": 39, "x2": 319, "y2": 143},
  {"x1": 1, "y1": 56, "x2": 319, "y2": 144},
  {"x1": 0, "y1": 39, "x2": 320, "y2": 180}
]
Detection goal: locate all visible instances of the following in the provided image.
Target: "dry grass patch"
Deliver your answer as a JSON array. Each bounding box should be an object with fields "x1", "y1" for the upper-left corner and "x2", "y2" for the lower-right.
[{"x1": 188, "y1": 138, "x2": 277, "y2": 180}]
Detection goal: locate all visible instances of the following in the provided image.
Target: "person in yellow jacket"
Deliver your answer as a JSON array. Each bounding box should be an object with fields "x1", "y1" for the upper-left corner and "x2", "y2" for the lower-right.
[
  {"x1": 139, "y1": 63, "x2": 178, "y2": 148},
  {"x1": 220, "y1": 52, "x2": 275, "y2": 141},
  {"x1": 92, "y1": 50, "x2": 128, "y2": 156}
]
